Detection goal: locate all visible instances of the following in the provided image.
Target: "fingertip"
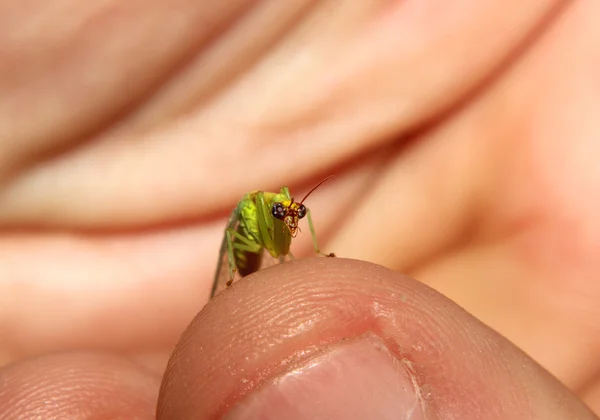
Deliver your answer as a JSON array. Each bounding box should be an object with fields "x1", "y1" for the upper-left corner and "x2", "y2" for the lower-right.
[
  {"x1": 0, "y1": 352, "x2": 160, "y2": 420},
  {"x1": 158, "y1": 258, "x2": 596, "y2": 419}
]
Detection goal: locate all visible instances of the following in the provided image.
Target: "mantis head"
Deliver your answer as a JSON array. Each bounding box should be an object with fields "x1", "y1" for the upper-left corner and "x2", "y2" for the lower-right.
[
  {"x1": 271, "y1": 200, "x2": 306, "y2": 237},
  {"x1": 270, "y1": 175, "x2": 334, "y2": 237}
]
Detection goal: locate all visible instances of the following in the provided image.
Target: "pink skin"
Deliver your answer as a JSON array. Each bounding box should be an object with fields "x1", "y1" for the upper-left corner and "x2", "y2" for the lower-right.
[{"x1": 2, "y1": 0, "x2": 600, "y2": 418}]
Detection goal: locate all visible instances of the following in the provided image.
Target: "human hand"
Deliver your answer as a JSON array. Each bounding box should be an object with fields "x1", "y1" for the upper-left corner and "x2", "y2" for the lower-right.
[{"x1": 2, "y1": 0, "x2": 599, "y2": 418}]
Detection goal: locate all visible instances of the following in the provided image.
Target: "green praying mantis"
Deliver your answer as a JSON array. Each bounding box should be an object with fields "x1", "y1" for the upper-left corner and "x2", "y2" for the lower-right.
[{"x1": 211, "y1": 177, "x2": 335, "y2": 297}]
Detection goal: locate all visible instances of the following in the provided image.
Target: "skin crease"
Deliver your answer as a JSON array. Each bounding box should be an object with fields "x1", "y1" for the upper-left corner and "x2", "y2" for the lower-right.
[{"x1": 1, "y1": 0, "x2": 600, "y2": 418}]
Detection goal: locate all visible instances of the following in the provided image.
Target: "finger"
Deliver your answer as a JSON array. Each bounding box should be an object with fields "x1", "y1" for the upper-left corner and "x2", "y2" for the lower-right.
[
  {"x1": 0, "y1": 165, "x2": 363, "y2": 367},
  {"x1": 157, "y1": 258, "x2": 596, "y2": 419},
  {"x1": 0, "y1": 352, "x2": 160, "y2": 420},
  {"x1": 0, "y1": 1, "x2": 561, "y2": 228}
]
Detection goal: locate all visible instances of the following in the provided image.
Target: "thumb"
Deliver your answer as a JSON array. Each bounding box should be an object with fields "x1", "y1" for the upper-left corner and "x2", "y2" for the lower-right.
[{"x1": 157, "y1": 258, "x2": 596, "y2": 419}]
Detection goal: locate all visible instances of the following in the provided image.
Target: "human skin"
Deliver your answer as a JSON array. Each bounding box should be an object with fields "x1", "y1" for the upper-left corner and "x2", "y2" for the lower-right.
[{"x1": 1, "y1": 0, "x2": 600, "y2": 418}]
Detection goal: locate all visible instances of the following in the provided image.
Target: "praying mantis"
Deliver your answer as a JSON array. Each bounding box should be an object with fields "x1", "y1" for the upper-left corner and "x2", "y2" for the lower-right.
[{"x1": 211, "y1": 177, "x2": 335, "y2": 297}]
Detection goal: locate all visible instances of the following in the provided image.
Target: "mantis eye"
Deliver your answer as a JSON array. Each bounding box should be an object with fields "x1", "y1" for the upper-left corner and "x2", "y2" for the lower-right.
[
  {"x1": 297, "y1": 204, "x2": 307, "y2": 219},
  {"x1": 271, "y1": 202, "x2": 287, "y2": 220}
]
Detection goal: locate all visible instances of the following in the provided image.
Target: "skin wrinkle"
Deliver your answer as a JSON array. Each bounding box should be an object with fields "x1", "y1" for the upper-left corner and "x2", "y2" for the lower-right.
[
  {"x1": 0, "y1": 0, "x2": 254, "y2": 177},
  {"x1": 123, "y1": 1, "x2": 322, "y2": 131}
]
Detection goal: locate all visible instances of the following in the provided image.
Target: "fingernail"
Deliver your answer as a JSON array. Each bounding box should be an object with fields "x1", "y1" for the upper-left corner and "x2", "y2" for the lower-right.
[{"x1": 225, "y1": 333, "x2": 426, "y2": 419}]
